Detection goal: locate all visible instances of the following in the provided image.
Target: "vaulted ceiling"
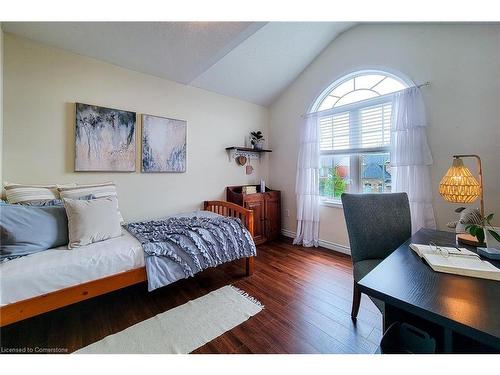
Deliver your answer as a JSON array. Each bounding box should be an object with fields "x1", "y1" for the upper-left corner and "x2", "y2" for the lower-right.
[{"x1": 3, "y1": 22, "x2": 354, "y2": 106}]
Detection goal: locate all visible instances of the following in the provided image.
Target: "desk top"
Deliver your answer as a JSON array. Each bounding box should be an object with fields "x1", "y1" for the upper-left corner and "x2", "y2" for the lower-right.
[{"x1": 358, "y1": 228, "x2": 500, "y2": 349}]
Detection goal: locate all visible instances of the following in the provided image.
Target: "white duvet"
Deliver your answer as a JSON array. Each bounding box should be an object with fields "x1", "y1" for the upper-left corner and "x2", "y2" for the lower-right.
[{"x1": 0, "y1": 229, "x2": 144, "y2": 306}]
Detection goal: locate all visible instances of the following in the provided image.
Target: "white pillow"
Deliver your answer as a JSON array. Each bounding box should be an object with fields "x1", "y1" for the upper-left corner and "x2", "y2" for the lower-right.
[
  {"x1": 58, "y1": 182, "x2": 124, "y2": 223},
  {"x1": 63, "y1": 196, "x2": 122, "y2": 249},
  {"x1": 4, "y1": 182, "x2": 76, "y2": 203},
  {"x1": 58, "y1": 182, "x2": 117, "y2": 199}
]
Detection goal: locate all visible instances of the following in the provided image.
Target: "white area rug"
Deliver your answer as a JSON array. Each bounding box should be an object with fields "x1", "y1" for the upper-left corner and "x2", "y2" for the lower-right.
[{"x1": 75, "y1": 285, "x2": 263, "y2": 354}]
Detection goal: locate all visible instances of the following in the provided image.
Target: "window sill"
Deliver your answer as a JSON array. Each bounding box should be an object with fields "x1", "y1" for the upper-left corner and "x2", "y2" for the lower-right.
[{"x1": 320, "y1": 199, "x2": 343, "y2": 209}]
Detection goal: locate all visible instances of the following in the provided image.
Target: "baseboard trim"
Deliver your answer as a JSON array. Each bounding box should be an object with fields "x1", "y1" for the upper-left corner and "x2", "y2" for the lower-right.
[
  {"x1": 281, "y1": 229, "x2": 351, "y2": 256},
  {"x1": 281, "y1": 229, "x2": 296, "y2": 240}
]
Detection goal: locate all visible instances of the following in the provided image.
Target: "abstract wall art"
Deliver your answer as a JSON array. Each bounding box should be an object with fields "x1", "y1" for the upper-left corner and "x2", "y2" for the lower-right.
[
  {"x1": 141, "y1": 114, "x2": 187, "y2": 173},
  {"x1": 75, "y1": 103, "x2": 136, "y2": 172}
]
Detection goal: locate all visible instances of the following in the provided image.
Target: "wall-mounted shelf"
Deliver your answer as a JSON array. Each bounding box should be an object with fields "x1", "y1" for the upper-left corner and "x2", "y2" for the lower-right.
[{"x1": 225, "y1": 146, "x2": 272, "y2": 162}]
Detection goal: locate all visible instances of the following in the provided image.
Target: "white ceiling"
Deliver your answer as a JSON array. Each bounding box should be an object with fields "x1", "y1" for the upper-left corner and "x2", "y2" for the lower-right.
[{"x1": 3, "y1": 22, "x2": 354, "y2": 106}]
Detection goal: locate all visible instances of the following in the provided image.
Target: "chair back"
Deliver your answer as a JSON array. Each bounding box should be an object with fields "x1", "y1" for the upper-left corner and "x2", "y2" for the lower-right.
[{"x1": 341, "y1": 193, "x2": 411, "y2": 264}]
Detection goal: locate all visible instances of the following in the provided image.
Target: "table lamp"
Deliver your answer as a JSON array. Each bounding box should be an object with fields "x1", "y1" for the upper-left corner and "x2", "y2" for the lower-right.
[{"x1": 439, "y1": 154, "x2": 484, "y2": 245}]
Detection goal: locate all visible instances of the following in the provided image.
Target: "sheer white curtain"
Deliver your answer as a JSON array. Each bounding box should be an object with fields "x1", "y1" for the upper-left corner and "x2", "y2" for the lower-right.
[
  {"x1": 391, "y1": 86, "x2": 436, "y2": 233},
  {"x1": 293, "y1": 113, "x2": 320, "y2": 247}
]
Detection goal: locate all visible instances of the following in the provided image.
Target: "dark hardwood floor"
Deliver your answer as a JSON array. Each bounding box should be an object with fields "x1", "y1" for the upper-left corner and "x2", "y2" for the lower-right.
[{"x1": 0, "y1": 238, "x2": 382, "y2": 354}]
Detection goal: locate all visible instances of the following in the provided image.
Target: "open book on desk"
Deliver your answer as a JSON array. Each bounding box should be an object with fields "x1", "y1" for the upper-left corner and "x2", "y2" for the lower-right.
[{"x1": 410, "y1": 244, "x2": 500, "y2": 281}]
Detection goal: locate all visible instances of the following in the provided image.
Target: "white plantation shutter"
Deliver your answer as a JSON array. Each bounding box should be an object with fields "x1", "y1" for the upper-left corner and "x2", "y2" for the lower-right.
[
  {"x1": 360, "y1": 103, "x2": 392, "y2": 149},
  {"x1": 319, "y1": 102, "x2": 392, "y2": 154},
  {"x1": 319, "y1": 112, "x2": 349, "y2": 151}
]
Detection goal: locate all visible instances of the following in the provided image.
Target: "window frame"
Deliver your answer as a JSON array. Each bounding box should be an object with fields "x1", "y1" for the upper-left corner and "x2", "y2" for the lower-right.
[
  {"x1": 313, "y1": 70, "x2": 410, "y2": 206},
  {"x1": 310, "y1": 69, "x2": 412, "y2": 113},
  {"x1": 319, "y1": 102, "x2": 391, "y2": 205}
]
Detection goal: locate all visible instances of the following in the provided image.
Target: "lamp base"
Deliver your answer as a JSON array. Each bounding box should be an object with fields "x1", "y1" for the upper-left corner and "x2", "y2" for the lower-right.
[{"x1": 456, "y1": 233, "x2": 485, "y2": 247}]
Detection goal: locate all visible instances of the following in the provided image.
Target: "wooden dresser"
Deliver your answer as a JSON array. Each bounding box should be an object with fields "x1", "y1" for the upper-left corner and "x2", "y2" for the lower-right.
[{"x1": 226, "y1": 185, "x2": 281, "y2": 245}]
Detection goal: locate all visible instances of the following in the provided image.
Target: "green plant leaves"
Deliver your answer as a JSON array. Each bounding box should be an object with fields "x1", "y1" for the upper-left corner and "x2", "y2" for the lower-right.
[
  {"x1": 250, "y1": 131, "x2": 263, "y2": 140},
  {"x1": 486, "y1": 213, "x2": 494, "y2": 225},
  {"x1": 476, "y1": 227, "x2": 485, "y2": 244},
  {"x1": 466, "y1": 224, "x2": 478, "y2": 236},
  {"x1": 319, "y1": 167, "x2": 346, "y2": 198},
  {"x1": 465, "y1": 212, "x2": 498, "y2": 244},
  {"x1": 488, "y1": 229, "x2": 500, "y2": 243},
  {"x1": 466, "y1": 224, "x2": 486, "y2": 243}
]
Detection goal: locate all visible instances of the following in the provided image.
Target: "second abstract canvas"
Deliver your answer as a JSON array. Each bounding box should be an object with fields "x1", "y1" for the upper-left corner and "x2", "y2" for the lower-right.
[{"x1": 142, "y1": 114, "x2": 187, "y2": 173}]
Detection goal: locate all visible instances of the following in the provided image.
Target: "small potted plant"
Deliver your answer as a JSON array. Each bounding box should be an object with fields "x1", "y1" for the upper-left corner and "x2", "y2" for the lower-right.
[
  {"x1": 465, "y1": 213, "x2": 500, "y2": 246},
  {"x1": 250, "y1": 131, "x2": 265, "y2": 150}
]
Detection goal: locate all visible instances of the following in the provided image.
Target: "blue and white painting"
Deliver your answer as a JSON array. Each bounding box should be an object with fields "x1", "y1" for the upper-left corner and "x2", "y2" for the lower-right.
[
  {"x1": 142, "y1": 114, "x2": 187, "y2": 173},
  {"x1": 75, "y1": 103, "x2": 136, "y2": 171}
]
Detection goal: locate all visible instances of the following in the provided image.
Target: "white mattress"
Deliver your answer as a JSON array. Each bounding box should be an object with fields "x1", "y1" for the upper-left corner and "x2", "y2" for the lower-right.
[{"x1": 0, "y1": 229, "x2": 144, "y2": 306}]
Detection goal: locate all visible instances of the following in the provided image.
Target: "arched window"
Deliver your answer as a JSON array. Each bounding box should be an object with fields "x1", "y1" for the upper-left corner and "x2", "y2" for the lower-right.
[{"x1": 314, "y1": 70, "x2": 410, "y2": 203}]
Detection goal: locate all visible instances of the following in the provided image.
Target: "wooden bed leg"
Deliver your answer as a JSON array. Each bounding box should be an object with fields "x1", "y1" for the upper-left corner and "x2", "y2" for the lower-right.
[{"x1": 245, "y1": 257, "x2": 254, "y2": 276}]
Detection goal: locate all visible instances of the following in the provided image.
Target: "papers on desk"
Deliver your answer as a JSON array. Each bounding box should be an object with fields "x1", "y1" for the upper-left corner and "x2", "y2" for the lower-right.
[{"x1": 410, "y1": 243, "x2": 500, "y2": 281}]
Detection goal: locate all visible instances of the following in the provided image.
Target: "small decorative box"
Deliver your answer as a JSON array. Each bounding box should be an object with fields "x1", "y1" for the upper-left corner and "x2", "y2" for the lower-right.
[
  {"x1": 477, "y1": 247, "x2": 500, "y2": 260},
  {"x1": 242, "y1": 185, "x2": 257, "y2": 195}
]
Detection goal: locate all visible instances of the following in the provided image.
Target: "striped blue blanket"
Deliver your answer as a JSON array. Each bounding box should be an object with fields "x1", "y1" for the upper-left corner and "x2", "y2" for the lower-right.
[{"x1": 126, "y1": 212, "x2": 256, "y2": 291}]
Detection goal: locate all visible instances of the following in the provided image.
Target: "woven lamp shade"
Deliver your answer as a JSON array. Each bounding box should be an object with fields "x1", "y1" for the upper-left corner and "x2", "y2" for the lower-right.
[{"x1": 439, "y1": 158, "x2": 480, "y2": 203}]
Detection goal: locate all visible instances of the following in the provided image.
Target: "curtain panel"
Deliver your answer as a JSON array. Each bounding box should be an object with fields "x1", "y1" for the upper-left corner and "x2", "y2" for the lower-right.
[
  {"x1": 391, "y1": 86, "x2": 436, "y2": 233},
  {"x1": 294, "y1": 113, "x2": 320, "y2": 247}
]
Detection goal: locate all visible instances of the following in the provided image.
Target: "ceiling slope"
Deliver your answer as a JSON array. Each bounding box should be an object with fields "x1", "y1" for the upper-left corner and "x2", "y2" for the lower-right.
[
  {"x1": 3, "y1": 22, "x2": 265, "y2": 84},
  {"x1": 191, "y1": 22, "x2": 354, "y2": 105},
  {"x1": 3, "y1": 22, "x2": 354, "y2": 106}
]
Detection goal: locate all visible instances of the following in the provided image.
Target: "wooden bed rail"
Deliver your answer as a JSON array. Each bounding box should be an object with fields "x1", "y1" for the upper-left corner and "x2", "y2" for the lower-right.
[
  {"x1": 203, "y1": 200, "x2": 254, "y2": 237},
  {"x1": 0, "y1": 268, "x2": 148, "y2": 328},
  {"x1": 203, "y1": 200, "x2": 255, "y2": 277}
]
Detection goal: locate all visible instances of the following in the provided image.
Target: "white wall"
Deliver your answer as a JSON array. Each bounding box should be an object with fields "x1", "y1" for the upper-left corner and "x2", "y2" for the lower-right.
[
  {"x1": 269, "y1": 23, "x2": 500, "y2": 251},
  {"x1": 3, "y1": 34, "x2": 269, "y2": 221},
  {"x1": 0, "y1": 25, "x2": 3, "y2": 184}
]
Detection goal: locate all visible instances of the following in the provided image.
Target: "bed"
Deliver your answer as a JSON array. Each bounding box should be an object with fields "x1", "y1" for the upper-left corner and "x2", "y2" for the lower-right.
[{"x1": 0, "y1": 201, "x2": 254, "y2": 327}]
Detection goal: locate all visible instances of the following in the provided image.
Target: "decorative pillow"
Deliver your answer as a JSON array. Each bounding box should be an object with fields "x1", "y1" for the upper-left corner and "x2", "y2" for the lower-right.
[
  {"x1": 63, "y1": 196, "x2": 122, "y2": 249},
  {"x1": 58, "y1": 182, "x2": 124, "y2": 223},
  {"x1": 0, "y1": 203, "x2": 69, "y2": 261},
  {"x1": 21, "y1": 194, "x2": 96, "y2": 207},
  {"x1": 4, "y1": 182, "x2": 76, "y2": 204},
  {"x1": 446, "y1": 207, "x2": 483, "y2": 233}
]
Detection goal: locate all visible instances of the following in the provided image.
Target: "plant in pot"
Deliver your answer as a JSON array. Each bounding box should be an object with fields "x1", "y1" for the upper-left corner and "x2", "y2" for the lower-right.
[
  {"x1": 465, "y1": 213, "x2": 500, "y2": 247},
  {"x1": 250, "y1": 131, "x2": 265, "y2": 150}
]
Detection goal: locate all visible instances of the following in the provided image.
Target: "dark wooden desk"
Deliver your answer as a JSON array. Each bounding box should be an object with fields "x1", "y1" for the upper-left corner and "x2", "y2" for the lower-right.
[{"x1": 359, "y1": 228, "x2": 500, "y2": 353}]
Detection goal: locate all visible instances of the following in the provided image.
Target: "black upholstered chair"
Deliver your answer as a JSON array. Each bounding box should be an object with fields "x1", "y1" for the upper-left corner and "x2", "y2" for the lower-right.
[{"x1": 341, "y1": 193, "x2": 411, "y2": 319}]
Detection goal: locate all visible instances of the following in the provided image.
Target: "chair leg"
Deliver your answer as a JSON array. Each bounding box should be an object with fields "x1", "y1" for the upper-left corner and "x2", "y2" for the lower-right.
[{"x1": 351, "y1": 282, "x2": 361, "y2": 320}]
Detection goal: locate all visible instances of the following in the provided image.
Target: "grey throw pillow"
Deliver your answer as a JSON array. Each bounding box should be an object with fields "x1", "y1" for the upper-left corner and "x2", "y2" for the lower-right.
[
  {"x1": 63, "y1": 196, "x2": 122, "y2": 249},
  {"x1": 0, "y1": 203, "x2": 69, "y2": 261}
]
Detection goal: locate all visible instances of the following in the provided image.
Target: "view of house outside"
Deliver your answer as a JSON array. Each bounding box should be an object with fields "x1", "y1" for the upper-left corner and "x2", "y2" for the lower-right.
[{"x1": 319, "y1": 153, "x2": 391, "y2": 199}]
